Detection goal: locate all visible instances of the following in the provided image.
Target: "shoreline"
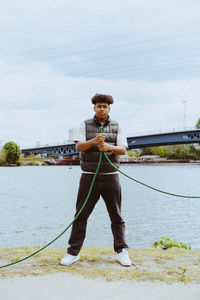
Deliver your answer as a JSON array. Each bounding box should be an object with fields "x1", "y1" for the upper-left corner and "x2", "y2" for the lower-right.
[
  {"x1": 1, "y1": 160, "x2": 200, "y2": 167},
  {"x1": 1, "y1": 247, "x2": 200, "y2": 300},
  {"x1": 1, "y1": 247, "x2": 200, "y2": 283}
]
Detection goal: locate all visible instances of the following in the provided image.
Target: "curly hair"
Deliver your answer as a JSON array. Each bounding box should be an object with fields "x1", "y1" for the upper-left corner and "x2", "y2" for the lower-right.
[{"x1": 91, "y1": 94, "x2": 114, "y2": 105}]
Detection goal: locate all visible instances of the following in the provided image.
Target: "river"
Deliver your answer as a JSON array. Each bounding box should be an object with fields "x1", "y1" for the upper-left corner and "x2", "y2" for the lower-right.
[{"x1": 0, "y1": 163, "x2": 200, "y2": 249}]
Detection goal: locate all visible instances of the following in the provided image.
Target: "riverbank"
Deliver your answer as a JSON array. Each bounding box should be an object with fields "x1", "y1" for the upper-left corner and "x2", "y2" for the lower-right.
[
  {"x1": 1, "y1": 247, "x2": 200, "y2": 300},
  {"x1": 52, "y1": 158, "x2": 200, "y2": 165},
  {"x1": 1, "y1": 247, "x2": 200, "y2": 283},
  {"x1": 2, "y1": 159, "x2": 200, "y2": 166}
]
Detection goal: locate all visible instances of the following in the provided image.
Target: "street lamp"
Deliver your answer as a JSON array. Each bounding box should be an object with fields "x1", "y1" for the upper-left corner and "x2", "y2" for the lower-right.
[{"x1": 182, "y1": 100, "x2": 187, "y2": 130}]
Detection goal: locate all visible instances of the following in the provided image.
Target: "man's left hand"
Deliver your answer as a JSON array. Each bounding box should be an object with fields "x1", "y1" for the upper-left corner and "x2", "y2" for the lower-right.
[{"x1": 98, "y1": 142, "x2": 112, "y2": 152}]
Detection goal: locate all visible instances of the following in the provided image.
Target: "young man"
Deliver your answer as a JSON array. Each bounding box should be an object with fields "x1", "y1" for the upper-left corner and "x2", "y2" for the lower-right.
[{"x1": 61, "y1": 94, "x2": 132, "y2": 266}]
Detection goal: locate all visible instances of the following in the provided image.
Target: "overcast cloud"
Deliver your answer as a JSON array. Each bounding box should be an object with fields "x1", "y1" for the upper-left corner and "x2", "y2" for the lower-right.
[{"x1": 0, "y1": 0, "x2": 200, "y2": 147}]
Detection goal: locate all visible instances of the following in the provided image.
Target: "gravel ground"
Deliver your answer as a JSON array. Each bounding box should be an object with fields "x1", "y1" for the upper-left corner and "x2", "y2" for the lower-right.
[{"x1": 1, "y1": 273, "x2": 200, "y2": 300}]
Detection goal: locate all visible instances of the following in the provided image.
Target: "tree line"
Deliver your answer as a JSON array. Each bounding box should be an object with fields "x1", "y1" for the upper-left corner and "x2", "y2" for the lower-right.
[{"x1": 135, "y1": 144, "x2": 200, "y2": 160}]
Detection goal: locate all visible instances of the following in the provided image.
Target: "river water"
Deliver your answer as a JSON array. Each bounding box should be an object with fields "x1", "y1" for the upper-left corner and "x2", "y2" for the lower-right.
[{"x1": 0, "y1": 164, "x2": 200, "y2": 250}]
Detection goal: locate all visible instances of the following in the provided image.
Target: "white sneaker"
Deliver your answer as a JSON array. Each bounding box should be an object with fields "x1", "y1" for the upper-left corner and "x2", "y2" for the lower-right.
[
  {"x1": 60, "y1": 253, "x2": 80, "y2": 266},
  {"x1": 116, "y1": 248, "x2": 132, "y2": 267}
]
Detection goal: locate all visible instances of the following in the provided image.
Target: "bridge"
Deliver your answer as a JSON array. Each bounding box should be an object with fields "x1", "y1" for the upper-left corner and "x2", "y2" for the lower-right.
[{"x1": 22, "y1": 129, "x2": 200, "y2": 156}]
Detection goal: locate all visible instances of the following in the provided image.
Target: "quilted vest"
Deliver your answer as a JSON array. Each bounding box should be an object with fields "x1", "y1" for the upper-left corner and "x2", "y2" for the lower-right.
[{"x1": 80, "y1": 116, "x2": 119, "y2": 173}]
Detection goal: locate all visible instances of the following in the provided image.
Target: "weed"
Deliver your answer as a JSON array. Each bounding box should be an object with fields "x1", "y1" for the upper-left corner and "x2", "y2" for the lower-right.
[{"x1": 153, "y1": 237, "x2": 191, "y2": 250}]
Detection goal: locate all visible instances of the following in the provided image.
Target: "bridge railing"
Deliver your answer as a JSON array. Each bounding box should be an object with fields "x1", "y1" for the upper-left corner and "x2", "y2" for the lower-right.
[{"x1": 128, "y1": 126, "x2": 197, "y2": 138}]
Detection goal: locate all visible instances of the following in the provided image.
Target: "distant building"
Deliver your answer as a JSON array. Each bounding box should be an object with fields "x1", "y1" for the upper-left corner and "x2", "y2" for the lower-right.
[
  {"x1": 68, "y1": 128, "x2": 79, "y2": 141},
  {"x1": 68, "y1": 128, "x2": 75, "y2": 140},
  {"x1": 36, "y1": 141, "x2": 41, "y2": 147},
  {"x1": 119, "y1": 154, "x2": 167, "y2": 163},
  {"x1": 136, "y1": 155, "x2": 167, "y2": 161},
  {"x1": 118, "y1": 154, "x2": 137, "y2": 163}
]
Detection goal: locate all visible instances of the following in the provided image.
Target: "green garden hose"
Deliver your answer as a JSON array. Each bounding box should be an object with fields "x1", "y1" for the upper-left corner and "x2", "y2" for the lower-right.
[
  {"x1": 1, "y1": 129, "x2": 200, "y2": 269},
  {"x1": 104, "y1": 152, "x2": 200, "y2": 199},
  {"x1": 0, "y1": 152, "x2": 103, "y2": 269}
]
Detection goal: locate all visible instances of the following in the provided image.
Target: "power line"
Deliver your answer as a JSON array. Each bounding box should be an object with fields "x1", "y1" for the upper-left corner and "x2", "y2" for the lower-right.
[
  {"x1": 70, "y1": 54, "x2": 200, "y2": 77},
  {"x1": 0, "y1": 55, "x2": 199, "y2": 97},
  {"x1": 19, "y1": 29, "x2": 200, "y2": 57},
  {"x1": 24, "y1": 33, "x2": 200, "y2": 62},
  {"x1": 2, "y1": 31, "x2": 200, "y2": 67}
]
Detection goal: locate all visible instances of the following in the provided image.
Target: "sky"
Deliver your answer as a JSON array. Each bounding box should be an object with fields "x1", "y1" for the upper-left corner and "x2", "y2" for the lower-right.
[{"x1": 0, "y1": 0, "x2": 200, "y2": 148}]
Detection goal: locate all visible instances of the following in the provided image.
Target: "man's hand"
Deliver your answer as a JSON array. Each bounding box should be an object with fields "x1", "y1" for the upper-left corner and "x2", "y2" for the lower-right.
[
  {"x1": 76, "y1": 133, "x2": 105, "y2": 152},
  {"x1": 94, "y1": 133, "x2": 105, "y2": 145},
  {"x1": 98, "y1": 142, "x2": 126, "y2": 155},
  {"x1": 98, "y1": 142, "x2": 112, "y2": 152}
]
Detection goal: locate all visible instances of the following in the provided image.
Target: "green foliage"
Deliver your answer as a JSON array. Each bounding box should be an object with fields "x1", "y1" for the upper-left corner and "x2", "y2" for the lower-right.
[
  {"x1": 173, "y1": 145, "x2": 189, "y2": 160},
  {"x1": 0, "y1": 149, "x2": 7, "y2": 166},
  {"x1": 127, "y1": 149, "x2": 140, "y2": 157},
  {"x1": 127, "y1": 150, "x2": 134, "y2": 157},
  {"x1": 195, "y1": 118, "x2": 200, "y2": 129},
  {"x1": 151, "y1": 146, "x2": 167, "y2": 157},
  {"x1": 140, "y1": 147, "x2": 153, "y2": 155},
  {"x1": 152, "y1": 236, "x2": 191, "y2": 250},
  {"x1": 48, "y1": 154, "x2": 59, "y2": 159},
  {"x1": 21, "y1": 153, "x2": 46, "y2": 166},
  {"x1": 166, "y1": 144, "x2": 200, "y2": 160},
  {"x1": 2, "y1": 141, "x2": 21, "y2": 164},
  {"x1": 139, "y1": 144, "x2": 200, "y2": 160},
  {"x1": 187, "y1": 145, "x2": 200, "y2": 160}
]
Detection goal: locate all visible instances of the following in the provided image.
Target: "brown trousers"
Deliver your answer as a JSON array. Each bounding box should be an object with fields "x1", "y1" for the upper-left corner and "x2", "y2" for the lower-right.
[{"x1": 67, "y1": 173, "x2": 128, "y2": 256}]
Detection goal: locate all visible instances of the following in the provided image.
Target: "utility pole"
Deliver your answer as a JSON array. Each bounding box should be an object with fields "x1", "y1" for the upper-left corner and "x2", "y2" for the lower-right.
[{"x1": 182, "y1": 100, "x2": 187, "y2": 130}]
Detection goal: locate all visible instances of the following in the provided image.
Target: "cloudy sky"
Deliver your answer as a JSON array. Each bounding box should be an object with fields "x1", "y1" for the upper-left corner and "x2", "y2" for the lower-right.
[{"x1": 0, "y1": 0, "x2": 200, "y2": 148}]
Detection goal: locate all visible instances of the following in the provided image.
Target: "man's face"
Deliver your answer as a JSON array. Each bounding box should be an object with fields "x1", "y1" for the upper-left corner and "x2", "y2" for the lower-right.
[{"x1": 94, "y1": 102, "x2": 110, "y2": 122}]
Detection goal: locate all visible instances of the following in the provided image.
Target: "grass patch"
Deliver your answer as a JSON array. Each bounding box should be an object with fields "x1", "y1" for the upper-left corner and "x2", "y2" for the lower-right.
[{"x1": 1, "y1": 247, "x2": 200, "y2": 283}]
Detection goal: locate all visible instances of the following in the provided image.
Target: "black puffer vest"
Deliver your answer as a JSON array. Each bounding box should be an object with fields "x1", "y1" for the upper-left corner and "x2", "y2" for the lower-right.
[{"x1": 80, "y1": 116, "x2": 119, "y2": 173}]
